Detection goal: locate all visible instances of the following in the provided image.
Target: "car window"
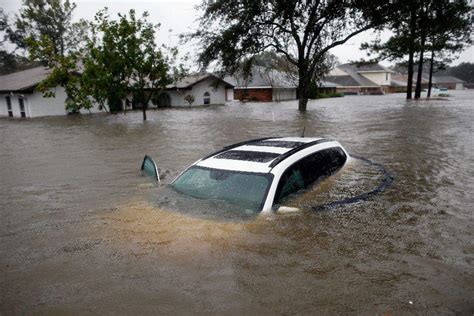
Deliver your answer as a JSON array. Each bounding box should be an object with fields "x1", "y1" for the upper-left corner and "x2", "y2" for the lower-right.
[
  {"x1": 172, "y1": 167, "x2": 272, "y2": 212},
  {"x1": 280, "y1": 167, "x2": 305, "y2": 198},
  {"x1": 274, "y1": 147, "x2": 347, "y2": 204}
]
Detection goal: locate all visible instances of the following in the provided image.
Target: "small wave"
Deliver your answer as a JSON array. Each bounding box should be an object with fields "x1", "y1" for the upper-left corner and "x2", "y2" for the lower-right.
[{"x1": 312, "y1": 154, "x2": 394, "y2": 211}]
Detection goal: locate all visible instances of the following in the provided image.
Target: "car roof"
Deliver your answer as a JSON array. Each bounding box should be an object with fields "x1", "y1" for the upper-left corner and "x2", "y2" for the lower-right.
[{"x1": 195, "y1": 137, "x2": 342, "y2": 173}]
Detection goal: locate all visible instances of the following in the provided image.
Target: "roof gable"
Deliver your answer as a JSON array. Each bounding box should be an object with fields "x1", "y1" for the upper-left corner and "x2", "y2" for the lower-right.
[
  {"x1": 339, "y1": 63, "x2": 394, "y2": 73},
  {"x1": 166, "y1": 73, "x2": 234, "y2": 89},
  {"x1": 432, "y1": 75, "x2": 464, "y2": 83},
  {"x1": 0, "y1": 66, "x2": 51, "y2": 93}
]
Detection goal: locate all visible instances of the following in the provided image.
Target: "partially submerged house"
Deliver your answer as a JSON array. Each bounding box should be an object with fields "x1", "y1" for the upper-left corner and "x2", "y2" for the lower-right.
[
  {"x1": 226, "y1": 67, "x2": 298, "y2": 102},
  {"x1": 0, "y1": 68, "x2": 234, "y2": 118},
  {"x1": 389, "y1": 73, "x2": 429, "y2": 93},
  {"x1": 152, "y1": 73, "x2": 235, "y2": 107},
  {"x1": 325, "y1": 63, "x2": 395, "y2": 95},
  {"x1": 0, "y1": 66, "x2": 102, "y2": 118},
  {"x1": 389, "y1": 73, "x2": 464, "y2": 93},
  {"x1": 430, "y1": 76, "x2": 464, "y2": 90}
]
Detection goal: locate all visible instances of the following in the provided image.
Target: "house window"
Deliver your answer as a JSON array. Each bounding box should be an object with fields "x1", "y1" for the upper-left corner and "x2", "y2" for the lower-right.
[
  {"x1": 386, "y1": 72, "x2": 389, "y2": 81},
  {"x1": 203, "y1": 92, "x2": 211, "y2": 105},
  {"x1": 18, "y1": 97, "x2": 26, "y2": 118},
  {"x1": 5, "y1": 96, "x2": 13, "y2": 117}
]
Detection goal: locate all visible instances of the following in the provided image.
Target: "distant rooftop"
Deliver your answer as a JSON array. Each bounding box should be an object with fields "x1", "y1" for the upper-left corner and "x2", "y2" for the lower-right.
[
  {"x1": 225, "y1": 66, "x2": 297, "y2": 89},
  {"x1": 0, "y1": 66, "x2": 51, "y2": 93},
  {"x1": 432, "y1": 75, "x2": 464, "y2": 83},
  {"x1": 166, "y1": 73, "x2": 234, "y2": 90},
  {"x1": 339, "y1": 63, "x2": 395, "y2": 73}
]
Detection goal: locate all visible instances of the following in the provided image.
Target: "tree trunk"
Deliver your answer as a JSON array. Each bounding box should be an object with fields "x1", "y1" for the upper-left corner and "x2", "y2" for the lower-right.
[
  {"x1": 427, "y1": 48, "x2": 435, "y2": 98},
  {"x1": 298, "y1": 69, "x2": 310, "y2": 112},
  {"x1": 142, "y1": 105, "x2": 147, "y2": 121},
  {"x1": 407, "y1": 49, "x2": 414, "y2": 100},
  {"x1": 414, "y1": 35, "x2": 426, "y2": 99},
  {"x1": 406, "y1": 5, "x2": 417, "y2": 100},
  {"x1": 298, "y1": 97, "x2": 308, "y2": 112}
]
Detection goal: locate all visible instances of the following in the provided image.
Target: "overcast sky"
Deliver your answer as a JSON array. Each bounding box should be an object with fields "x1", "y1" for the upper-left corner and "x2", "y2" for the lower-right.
[{"x1": 1, "y1": 0, "x2": 472, "y2": 68}]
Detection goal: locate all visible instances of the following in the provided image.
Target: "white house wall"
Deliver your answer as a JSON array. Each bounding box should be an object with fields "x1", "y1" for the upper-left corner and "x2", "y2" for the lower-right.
[
  {"x1": 190, "y1": 77, "x2": 227, "y2": 105},
  {"x1": 149, "y1": 77, "x2": 229, "y2": 107},
  {"x1": 226, "y1": 88, "x2": 234, "y2": 101},
  {"x1": 0, "y1": 87, "x2": 103, "y2": 118},
  {"x1": 360, "y1": 72, "x2": 391, "y2": 86}
]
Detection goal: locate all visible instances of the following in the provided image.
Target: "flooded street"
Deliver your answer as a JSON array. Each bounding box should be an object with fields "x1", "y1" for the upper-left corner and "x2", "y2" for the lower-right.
[{"x1": 1, "y1": 91, "x2": 473, "y2": 314}]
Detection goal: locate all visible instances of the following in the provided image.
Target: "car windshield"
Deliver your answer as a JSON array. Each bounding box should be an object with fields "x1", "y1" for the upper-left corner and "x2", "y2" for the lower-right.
[{"x1": 171, "y1": 166, "x2": 272, "y2": 212}]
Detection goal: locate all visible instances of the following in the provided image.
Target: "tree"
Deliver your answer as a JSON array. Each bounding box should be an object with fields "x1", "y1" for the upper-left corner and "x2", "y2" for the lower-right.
[
  {"x1": 424, "y1": 0, "x2": 471, "y2": 97},
  {"x1": 9, "y1": 0, "x2": 87, "y2": 61},
  {"x1": 5, "y1": 0, "x2": 91, "y2": 111},
  {"x1": 362, "y1": 0, "x2": 471, "y2": 99},
  {"x1": 81, "y1": 9, "x2": 184, "y2": 120},
  {"x1": 0, "y1": 9, "x2": 18, "y2": 74},
  {"x1": 192, "y1": 0, "x2": 393, "y2": 111},
  {"x1": 0, "y1": 9, "x2": 38, "y2": 75},
  {"x1": 184, "y1": 94, "x2": 195, "y2": 106},
  {"x1": 361, "y1": 1, "x2": 423, "y2": 99}
]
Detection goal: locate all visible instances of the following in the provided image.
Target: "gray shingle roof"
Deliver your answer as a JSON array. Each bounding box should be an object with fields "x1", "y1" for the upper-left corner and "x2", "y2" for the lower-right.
[
  {"x1": 166, "y1": 73, "x2": 234, "y2": 89},
  {"x1": 339, "y1": 63, "x2": 395, "y2": 73},
  {"x1": 432, "y1": 75, "x2": 464, "y2": 83},
  {"x1": 391, "y1": 73, "x2": 429, "y2": 87},
  {"x1": 324, "y1": 63, "x2": 393, "y2": 87},
  {"x1": 225, "y1": 66, "x2": 297, "y2": 89},
  {"x1": 324, "y1": 73, "x2": 379, "y2": 87},
  {"x1": 0, "y1": 66, "x2": 51, "y2": 93}
]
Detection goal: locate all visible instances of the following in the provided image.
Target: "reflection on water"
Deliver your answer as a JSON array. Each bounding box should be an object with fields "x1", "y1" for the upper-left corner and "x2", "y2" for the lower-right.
[{"x1": 1, "y1": 91, "x2": 473, "y2": 314}]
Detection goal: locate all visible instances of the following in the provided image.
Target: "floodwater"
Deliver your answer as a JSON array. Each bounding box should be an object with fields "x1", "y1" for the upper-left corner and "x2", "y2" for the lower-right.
[{"x1": 1, "y1": 91, "x2": 473, "y2": 314}]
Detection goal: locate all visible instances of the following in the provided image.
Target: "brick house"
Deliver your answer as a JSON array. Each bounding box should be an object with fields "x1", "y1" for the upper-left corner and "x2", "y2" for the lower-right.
[{"x1": 226, "y1": 66, "x2": 297, "y2": 102}]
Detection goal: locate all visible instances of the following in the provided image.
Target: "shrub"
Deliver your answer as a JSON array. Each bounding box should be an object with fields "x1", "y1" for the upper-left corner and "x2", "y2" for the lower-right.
[{"x1": 184, "y1": 94, "x2": 195, "y2": 106}]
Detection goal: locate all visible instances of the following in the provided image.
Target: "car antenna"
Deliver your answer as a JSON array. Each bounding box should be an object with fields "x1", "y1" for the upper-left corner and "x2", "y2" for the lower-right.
[{"x1": 301, "y1": 126, "x2": 306, "y2": 138}]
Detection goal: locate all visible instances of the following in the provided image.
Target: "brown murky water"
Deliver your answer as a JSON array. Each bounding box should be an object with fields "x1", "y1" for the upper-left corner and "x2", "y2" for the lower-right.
[{"x1": 1, "y1": 91, "x2": 473, "y2": 314}]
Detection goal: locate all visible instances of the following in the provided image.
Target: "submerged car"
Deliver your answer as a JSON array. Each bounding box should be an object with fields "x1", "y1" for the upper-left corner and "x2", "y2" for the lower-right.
[{"x1": 142, "y1": 137, "x2": 349, "y2": 214}]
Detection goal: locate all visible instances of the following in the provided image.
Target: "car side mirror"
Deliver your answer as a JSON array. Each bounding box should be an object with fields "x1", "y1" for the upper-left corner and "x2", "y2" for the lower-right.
[{"x1": 276, "y1": 206, "x2": 301, "y2": 214}]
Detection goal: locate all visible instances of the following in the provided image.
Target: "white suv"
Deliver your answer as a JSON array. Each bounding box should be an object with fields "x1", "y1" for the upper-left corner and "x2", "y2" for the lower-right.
[{"x1": 159, "y1": 137, "x2": 350, "y2": 214}]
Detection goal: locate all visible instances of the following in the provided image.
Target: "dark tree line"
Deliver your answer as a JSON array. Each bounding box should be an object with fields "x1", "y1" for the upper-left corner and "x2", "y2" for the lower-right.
[{"x1": 440, "y1": 62, "x2": 474, "y2": 83}]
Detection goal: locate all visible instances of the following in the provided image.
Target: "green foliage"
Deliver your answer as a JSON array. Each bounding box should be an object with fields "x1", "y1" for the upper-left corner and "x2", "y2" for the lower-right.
[
  {"x1": 362, "y1": 0, "x2": 471, "y2": 97},
  {"x1": 36, "y1": 51, "x2": 93, "y2": 112},
  {"x1": 5, "y1": 0, "x2": 91, "y2": 111},
  {"x1": 309, "y1": 81, "x2": 343, "y2": 99},
  {"x1": 184, "y1": 94, "x2": 195, "y2": 106},
  {"x1": 0, "y1": 9, "x2": 40, "y2": 74},
  {"x1": 0, "y1": 9, "x2": 18, "y2": 74},
  {"x1": 81, "y1": 9, "x2": 185, "y2": 118},
  {"x1": 192, "y1": 0, "x2": 395, "y2": 111},
  {"x1": 9, "y1": 0, "x2": 88, "y2": 61}
]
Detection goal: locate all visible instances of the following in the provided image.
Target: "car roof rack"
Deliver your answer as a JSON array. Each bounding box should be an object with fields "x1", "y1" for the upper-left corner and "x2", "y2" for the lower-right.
[
  {"x1": 268, "y1": 138, "x2": 331, "y2": 169},
  {"x1": 201, "y1": 136, "x2": 282, "y2": 160}
]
